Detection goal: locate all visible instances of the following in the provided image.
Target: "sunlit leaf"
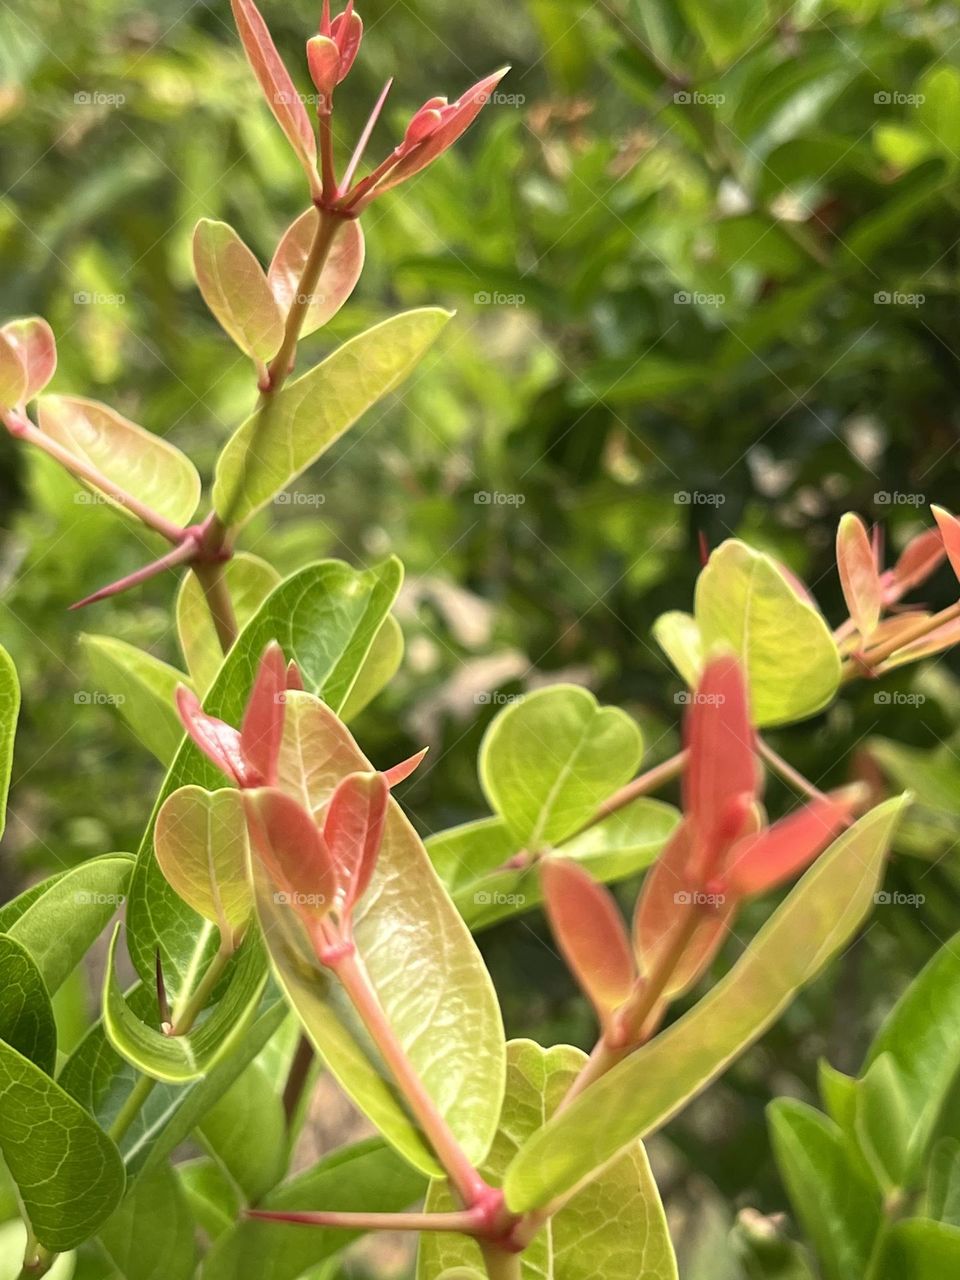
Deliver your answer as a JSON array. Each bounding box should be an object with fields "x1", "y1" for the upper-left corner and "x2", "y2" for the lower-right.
[
  {"x1": 418, "y1": 1040, "x2": 678, "y2": 1280},
  {"x1": 339, "y1": 613, "x2": 404, "y2": 722},
  {"x1": 193, "y1": 219, "x2": 285, "y2": 363},
  {"x1": 502, "y1": 797, "x2": 907, "y2": 1211},
  {"x1": 268, "y1": 211, "x2": 364, "y2": 337},
  {"x1": 155, "y1": 785, "x2": 251, "y2": 941},
  {"x1": 651, "y1": 611, "x2": 702, "y2": 689},
  {"x1": 79, "y1": 634, "x2": 187, "y2": 765},
  {"x1": 479, "y1": 685, "x2": 644, "y2": 848},
  {"x1": 0, "y1": 934, "x2": 56, "y2": 1074},
  {"x1": 176, "y1": 553, "x2": 280, "y2": 695},
  {"x1": 0, "y1": 329, "x2": 26, "y2": 403},
  {"x1": 37, "y1": 395, "x2": 201, "y2": 527},
  {"x1": 0, "y1": 642, "x2": 19, "y2": 840},
  {"x1": 837, "y1": 513, "x2": 881, "y2": 641},
  {"x1": 0, "y1": 316, "x2": 56, "y2": 399},
  {"x1": 253, "y1": 690, "x2": 506, "y2": 1175},
  {"x1": 212, "y1": 309, "x2": 450, "y2": 527}
]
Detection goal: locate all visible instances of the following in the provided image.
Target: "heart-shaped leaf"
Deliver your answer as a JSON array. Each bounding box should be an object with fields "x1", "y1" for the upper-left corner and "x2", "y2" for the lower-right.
[
  {"x1": 502, "y1": 796, "x2": 907, "y2": 1212},
  {"x1": 103, "y1": 927, "x2": 268, "y2": 1083},
  {"x1": 212, "y1": 309, "x2": 450, "y2": 527},
  {"x1": 0, "y1": 642, "x2": 19, "y2": 840},
  {"x1": 193, "y1": 219, "x2": 285, "y2": 363},
  {"x1": 79, "y1": 634, "x2": 188, "y2": 765},
  {"x1": 418, "y1": 1040, "x2": 677, "y2": 1280},
  {"x1": 253, "y1": 690, "x2": 506, "y2": 1175},
  {"x1": 37, "y1": 395, "x2": 201, "y2": 527},
  {"x1": 155, "y1": 786, "x2": 251, "y2": 942},
  {"x1": 0, "y1": 934, "x2": 56, "y2": 1074},
  {"x1": 479, "y1": 685, "x2": 644, "y2": 849},
  {"x1": 0, "y1": 316, "x2": 56, "y2": 400},
  {"x1": 127, "y1": 556, "x2": 403, "y2": 993},
  {"x1": 176, "y1": 553, "x2": 280, "y2": 695},
  {"x1": 268, "y1": 211, "x2": 364, "y2": 337},
  {"x1": 0, "y1": 1039, "x2": 125, "y2": 1250}
]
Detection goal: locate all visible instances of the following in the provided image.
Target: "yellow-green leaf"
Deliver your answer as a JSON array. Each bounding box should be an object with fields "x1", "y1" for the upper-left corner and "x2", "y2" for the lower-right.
[
  {"x1": 193, "y1": 219, "x2": 285, "y2": 363},
  {"x1": 155, "y1": 785, "x2": 251, "y2": 941},
  {"x1": 0, "y1": 642, "x2": 19, "y2": 840}
]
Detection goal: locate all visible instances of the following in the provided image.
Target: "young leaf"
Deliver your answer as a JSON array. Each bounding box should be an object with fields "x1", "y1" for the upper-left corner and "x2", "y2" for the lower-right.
[
  {"x1": 127, "y1": 556, "x2": 403, "y2": 992},
  {"x1": 268, "y1": 211, "x2": 364, "y2": 336},
  {"x1": 502, "y1": 796, "x2": 907, "y2": 1212},
  {"x1": 541, "y1": 859, "x2": 636, "y2": 1021},
  {"x1": 769, "y1": 1099, "x2": 882, "y2": 1280},
  {"x1": 725, "y1": 796, "x2": 853, "y2": 898},
  {"x1": 0, "y1": 642, "x2": 20, "y2": 840},
  {"x1": 79, "y1": 634, "x2": 188, "y2": 765},
  {"x1": 197, "y1": 1061, "x2": 289, "y2": 1203},
  {"x1": 253, "y1": 690, "x2": 506, "y2": 1176},
  {"x1": 193, "y1": 219, "x2": 285, "y2": 363},
  {"x1": 837, "y1": 513, "x2": 882, "y2": 640},
  {"x1": 0, "y1": 1039, "x2": 125, "y2": 1250},
  {"x1": 97, "y1": 1163, "x2": 196, "y2": 1280},
  {"x1": 651, "y1": 610, "x2": 702, "y2": 690},
  {"x1": 479, "y1": 685, "x2": 644, "y2": 849},
  {"x1": 5, "y1": 853, "x2": 133, "y2": 995},
  {"x1": 176, "y1": 553, "x2": 280, "y2": 694},
  {"x1": 103, "y1": 927, "x2": 269, "y2": 1083},
  {"x1": 695, "y1": 540, "x2": 842, "y2": 726},
  {"x1": 932, "y1": 505, "x2": 960, "y2": 583},
  {"x1": 245, "y1": 787, "x2": 337, "y2": 918},
  {"x1": 0, "y1": 328, "x2": 27, "y2": 403},
  {"x1": 212, "y1": 309, "x2": 450, "y2": 527},
  {"x1": 818, "y1": 1059, "x2": 858, "y2": 1136},
  {"x1": 0, "y1": 316, "x2": 56, "y2": 399},
  {"x1": 0, "y1": 934, "x2": 57, "y2": 1074},
  {"x1": 323, "y1": 770, "x2": 389, "y2": 911},
  {"x1": 418, "y1": 1040, "x2": 678, "y2": 1280},
  {"x1": 230, "y1": 0, "x2": 319, "y2": 195},
  {"x1": 37, "y1": 395, "x2": 201, "y2": 526},
  {"x1": 155, "y1": 785, "x2": 251, "y2": 940},
  {"x1": 201, "y1": 1139, "x2": 425, "y2": 1280}
]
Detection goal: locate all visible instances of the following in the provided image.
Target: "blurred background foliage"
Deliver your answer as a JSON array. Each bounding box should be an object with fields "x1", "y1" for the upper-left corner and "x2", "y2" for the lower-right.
[{"x1": 3, "y1": 0, "x2": 960, "y2": 1273}]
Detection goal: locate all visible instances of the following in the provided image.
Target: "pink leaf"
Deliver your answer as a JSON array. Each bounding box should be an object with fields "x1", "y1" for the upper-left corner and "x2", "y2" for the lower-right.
[
  {"x1": 932, "y1": 505, "x2": 960, "y2": 587},
  {"x1": 176, "y1": 686, "x2": 249, "y2": 786},
  {"x1": 0, "y1": 317, "x2": 56, "y2": 400},
  {"x1": 837, "y1": 512, "x2": 882, "y2": 640},
  {"x1": 725, "y1": 795, "x2": 852, "y2": 897},
  {"x1": 268, "y1": 211, "x2": 364, "y2": 337},
  {"x1": 306, "y1": 35, "x2": 340, "y2": 105},
  {"x1": 323, "y1": 770, "x2": 388, "y2": 911},
  {"x1": 885, "y1": 527, "x2": 944, "y2": 601},
  {"x1": 244, "y1": 787, "x2": 337, "y2": 916},
  {"x1": 330, "y1": 3, "x2": 362, "y2": 81},
  {"x1": 0, "y1": 330, "x2": 27, "y2": 406},
  {"x1": 383, "y1": 746, "x2": 428, "y2": 788},
  {"x1": 541, "y1": 858, "x2": 636, "y2": 1020},
  {"x1": 240, "y1": 642, "x2": 287, "y2": 786}
]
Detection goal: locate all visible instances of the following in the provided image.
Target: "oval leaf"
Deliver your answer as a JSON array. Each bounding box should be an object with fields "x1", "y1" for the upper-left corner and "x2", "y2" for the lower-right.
[
  {"x1": 0, "y1": 316, "x2": 56, "y2": 400},
  {"x1": 193, "y1": 219, "x2": 285, "y2": 363},
  {"x1": 0, "y1": 329, "x2": 27, "y2": 404},
  {"x1": 155, "y1": 786, "x2": 252, "y2": 940},
  {"x1": 268, "y1": 211, "x2": 364, "y2": 337},
  {"x1": 97, "y1": 1164, "x2": 195, "y2": 1280},
  {"x1": 212, "y1": 309, "x2": 451, "y2": 527},
  {"x1": 837, "y1": 513, "x2": 881, "y2": 641},
  {"x1": 79, "y1": 634, "x2": 188, "y2": 766},
  {"x1": 37, "y1": 395, "x2": 201, "y2": 527}
]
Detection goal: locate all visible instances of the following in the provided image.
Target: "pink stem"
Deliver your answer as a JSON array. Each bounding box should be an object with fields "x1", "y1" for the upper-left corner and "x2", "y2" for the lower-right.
[
  {"x1": 69, "y1": 537, "x2": 198, "y2": 609},
  {"x1": 340, "y1": 78, "x2": 393, "y2": 193},
  {"x1": 246, "y1": 1206, "x2": 485, "y2": 1233}
]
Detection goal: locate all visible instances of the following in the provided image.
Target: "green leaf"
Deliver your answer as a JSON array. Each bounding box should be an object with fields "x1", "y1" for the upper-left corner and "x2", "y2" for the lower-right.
[
  {"x1": 650, "y1": 612, "x2": 701, "y2": 690},
  {"x1": 677, "y1": 0, "x2": 769, "y2": 65},
  {"x1": 37, "y1": 395, "x2": 201, "y2": 527},
  {"x1": 0, "y1": 1222, "x2": 75, "y2": 1280},
  {"x1": 201, "y1": 1140, "x2": 425, "y2": 1280},
  {"x1": 418, "y1": 1040, "x2": 677, "y2": 1280},
  {"x1": 176, "y1": 553, "x2": 280, "y2": 695},
  {"x1": 0, "y1": 1040, "x2": 125, "y2": 1250},
  {"x1": 6, "y1": 854, "x2": 133, "y2": 995},
  {"x1": 197, "y1": 1060, "x2": 288, "y2": 1202},
  {"x1": 97, "y1": 1163, "x2": 195, "y2": 1280},
  {"x1": 818, "y1": 1059, "x2": 858, "y2": 1136},
  {"x1": 59, "y1": 986, "x2": 285, "y2": 1181},
  {"x1": 78, "y1": 634, "x2": 188, "y2": 765},
  {"x1": 339, "y1": 613, "x2": 404, "y2": 723},
  {"x1": 0, "y1": 934, "x2": 56, "y2": 1074},
  {"x1": 694, "y1": 540, "x2": 841, "y2": 726},
  {"x1": 917, "y1": 67, "x2": 960, "y2": 160},
  {"x1": 0, "y1": 643, "x2": 19, "y2": 840},
  {"x1": 193, "y1": 218, "x2": 284, "y2": 362},
  {"x1": 866, "y1": 1218, "x2": 960, "y2": 1277},
  {"x1": 479, "y1": 685, "x2": 644, "y2": 848},
  {"x1": 177, "y1": 1158, "x2": 240, "y2": 1241},
  {"x1": 927, "y1": 1138, "x2": 960, "y2": 1226},
  {"x1": 502, "y1": 796, "x2": 906, "y2": 1211},
  {"x1": 212, "y1": 309, "x2": 451, "y2": 527},
  {"x1": 253, "y1": 689, "x2": 506, "y2": 1176},
  {"x1": 154, "y1": 786, "x2": 251, "y2": 941},
  {"x1": 855, "y1": 1053, "x2": 913, "y2": 1192},
  {"x1": 442, "y1": 799, "x2": 679, "y2": 931},
  {"x1": 103, "y1": 927, "x2": 268, "y2": 1083},
  {"x1": 863, "y1": 931, "x2": 960, "y2": 1175},
  {"x1": 127, "y1": 557, "x2": 403, "y2": 993},
  {"x1": 768, "y1": 1099, "x2": 881, "y2": 1280}
]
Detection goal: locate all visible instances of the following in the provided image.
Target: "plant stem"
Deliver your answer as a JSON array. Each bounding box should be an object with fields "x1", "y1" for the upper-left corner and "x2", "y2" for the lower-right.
[
  {"x1": 192, "y1": 559, "x2": 239, "y2": 651},
  {"x1": 17, "y1": 1237, "x2": 55, "y2": 1280},
  {"x1": 575, "y1": 749, "x2": 688, "y2": 834},
  {"x1": 107, "y1": 1070, "x2": 156, "y2": 1145},
  {"x1": 756, "y1": 737, "x2": 829, "y2": 804},
  {"x1": 248, "y1": 1206, "x2": 487, "y2": 1233},
  {"x1": 479, "y1": 1243, "x2": 523, "y2": 1280},
  {"x1": 333, "y1": 948, "x2": 488, "y2": 1207},
  {"x1": 841, "y1": 598, "x2": 960, "y2": 680}
]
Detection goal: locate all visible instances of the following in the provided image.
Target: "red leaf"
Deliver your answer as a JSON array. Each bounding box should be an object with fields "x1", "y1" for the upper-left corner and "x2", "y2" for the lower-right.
[
  {"x1": 725, "y1": 795, "x2": 852, "y2": 897},
  {"x1": 323, "y1": 771, "x2": 388, "y2": 911},
  {"x1": 306, "y1": 35, "x2": 340, "y2": 104},
  {"x1": 837, "y1": 513, "x2": 882, "y2": 640},
  {"x1": 244, "y1": 787, "x2": 336, "y2": 915},
  {"x1": 885, "y1": 527, "x2": 944, "y2": 601},
  {"x1": 330, "y1": 3, "x2": 362, "y2": 81},
  {"x1": 240, "y1": 642, "x2": 287, "y2": 786},
  {"x1": 176, "y1": 686, "x2": 249, "y2": 786},
  {"x1": 230, "y1": 0, "x2": 319, "y2": 196},
  {"x1": 383, "y1": 746, "x2": 428, "y2": 788},
  {"x1": 541, "y1": 858, "x2": 636, "y2": 1020},
  {"x1": 932, "y1": 506, "x2": 960, "y2": 586}
]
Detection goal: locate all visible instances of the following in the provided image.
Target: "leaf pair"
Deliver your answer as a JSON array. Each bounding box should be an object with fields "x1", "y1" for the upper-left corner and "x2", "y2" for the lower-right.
[{"x1": 192, "y1": 212, "x2": 363, "y2": 364}]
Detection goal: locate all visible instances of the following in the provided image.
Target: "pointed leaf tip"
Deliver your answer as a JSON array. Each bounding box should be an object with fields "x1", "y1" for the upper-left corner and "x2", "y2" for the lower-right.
[{"x1": 837, "y1": 512, "x2": 882, "y2": 640}]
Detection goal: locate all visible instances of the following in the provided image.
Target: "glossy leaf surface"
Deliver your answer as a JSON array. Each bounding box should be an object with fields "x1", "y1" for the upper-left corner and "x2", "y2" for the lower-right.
[{"x1": 0, "y1": 934, "x2": 56, "y2": 1074}]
